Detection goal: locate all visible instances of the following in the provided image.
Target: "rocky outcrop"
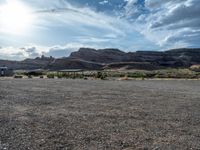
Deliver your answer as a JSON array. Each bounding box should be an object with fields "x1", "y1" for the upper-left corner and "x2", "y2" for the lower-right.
[
  {"x1": 70, "y1": 48, "x2": 200, "y2": 68},
  {"x1": 0, "y1": 48, "x2": 200, "y2": 71},
  {"x1": 45, "y1": 58, "x2": 103, "y2": 70},
  {"x1": 70, "y1": 48, "x2": 127, "y2": 63}
]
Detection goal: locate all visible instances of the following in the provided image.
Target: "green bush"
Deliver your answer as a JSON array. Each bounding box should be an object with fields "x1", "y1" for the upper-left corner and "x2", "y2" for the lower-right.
[
  {"x1": 47, "y1": 73, "x2": 55, "y2": 78},
  {"x1": 14, "y1": 75, "x2": 23, "y2": 78},
  {"x1": 127, "y1": 72, "x2": 146, "y2": 78},
  {"x1": 96, "y1": 72, "x2": 106, "y2": 80},
  {"x1": 57, "y1": 73, "x2": 64, "y2": 78}
]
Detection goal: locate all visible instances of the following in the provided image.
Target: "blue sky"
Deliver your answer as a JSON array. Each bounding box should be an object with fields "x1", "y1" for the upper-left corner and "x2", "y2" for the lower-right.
[{"x1": 0, "y1": 0, "x2": 199, "y2": 60}]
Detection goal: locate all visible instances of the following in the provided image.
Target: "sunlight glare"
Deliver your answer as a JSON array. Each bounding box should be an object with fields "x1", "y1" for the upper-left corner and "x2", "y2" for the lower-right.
[{"x1": 0, "y1": 0, "x2": 34, "y2": 35}]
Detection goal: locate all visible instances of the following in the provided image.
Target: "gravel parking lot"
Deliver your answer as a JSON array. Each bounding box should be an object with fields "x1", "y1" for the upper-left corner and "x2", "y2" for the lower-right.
[{"x1": 0, "y1": 78, "x2": 200, "y2": 150}]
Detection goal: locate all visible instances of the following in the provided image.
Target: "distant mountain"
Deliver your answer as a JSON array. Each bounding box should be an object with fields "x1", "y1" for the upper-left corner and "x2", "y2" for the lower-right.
[
  {"x1": 45, "y1": 58, "x2": 103, "y2": 70},
  {"x1": 0, "y1": 56, "x2": 55, "y2": 70},
  {"x1": 0, "y1": 55, "x2": 103, "y2": 71},
  {"x1": 0, "y1": 48, "x2": 200, "y2": 70},
  {"x1": 70, "y1": 48, "x2": 127, "y2": 63},
  {"x1": 70, "y1": 48, "x2": 200, "y2": 69}
]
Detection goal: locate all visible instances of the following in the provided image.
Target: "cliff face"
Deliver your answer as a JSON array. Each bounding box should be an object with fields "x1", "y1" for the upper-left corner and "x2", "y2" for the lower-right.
[
  {"x1": 0, "y1": 48, "x2": 200, "y2": 70},
  {"x1": 70, "y1": 48, "x2": 200, "y2": 68},
  {"x1": 70, "y1": 48, "x2": 127, "y2": 63},
  {"x1": 44, "y1": 58, "x2": 103, "y2": 70}
]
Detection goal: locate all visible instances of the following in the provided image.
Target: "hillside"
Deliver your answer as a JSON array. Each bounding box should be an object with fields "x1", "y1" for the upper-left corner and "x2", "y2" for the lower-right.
[
  {"x1": 70, "y1": 48, "x2": 127, "y2": 63},
  {"x1": 70, "y1": 48, "x2": 200, "y2": 69},
  {"x1": 45, "y1": 58, "x2": 103, "y2": 70},
  {"x1": 0, "y1": 48, "x2": 200, "y2": 70}
]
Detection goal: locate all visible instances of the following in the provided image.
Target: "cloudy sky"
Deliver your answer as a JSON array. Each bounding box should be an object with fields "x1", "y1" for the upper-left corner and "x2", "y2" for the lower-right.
[{"x1": 0, "y1": 0, "x2": 199, "y2": 60}]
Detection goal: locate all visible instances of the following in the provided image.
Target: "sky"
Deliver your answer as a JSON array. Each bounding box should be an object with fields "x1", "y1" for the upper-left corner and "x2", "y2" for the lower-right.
[{"x1": 0, "y1": 0, "x2": 199, "y2": 60}]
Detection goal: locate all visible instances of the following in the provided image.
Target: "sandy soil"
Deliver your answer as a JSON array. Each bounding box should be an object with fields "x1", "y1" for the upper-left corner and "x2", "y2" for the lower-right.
[{"x1": 0, "y1": 78, "x2": 200, "y2": 150}]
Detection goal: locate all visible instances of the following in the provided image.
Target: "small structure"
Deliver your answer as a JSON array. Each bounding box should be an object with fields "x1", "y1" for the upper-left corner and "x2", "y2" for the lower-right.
[
  {"x1": 0, "y1": 67, "x2": 7, "y2": 76},
  {"x1": 0, "y1": 67, "x2": 14, "y2": 76}
]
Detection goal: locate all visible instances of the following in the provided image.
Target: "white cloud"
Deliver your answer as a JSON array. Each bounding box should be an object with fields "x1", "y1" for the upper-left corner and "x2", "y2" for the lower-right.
[
  {"x1": 0, "y1": 42, "x2": 106, "y2": 60},
  {"x1": 0, "y1": 47, "x2": 27, "y2": 60},
  {"x1": 130, "y1": 0, "x2": 200, "y2": 48},
  {"x1": 99, "y1": 0, "x2": 109, "y2": 5},
  {"x1": 0, "y1": 0, "x2": 130, "y2": 44},
  {"x1": 32, "y1": 0, "x2": 128, "y2": 37},
  {"x1": 1, "y1": 0, "x2": 199, "y2": 60},
  {"x1": 123, "y1": 0, "x2": 142, "y2": 20}
]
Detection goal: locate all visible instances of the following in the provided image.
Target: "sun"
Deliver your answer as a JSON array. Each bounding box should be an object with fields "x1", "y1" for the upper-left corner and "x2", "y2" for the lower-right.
[{"x1": 0, "y1": 0, "x2": 34, "y2": 35}]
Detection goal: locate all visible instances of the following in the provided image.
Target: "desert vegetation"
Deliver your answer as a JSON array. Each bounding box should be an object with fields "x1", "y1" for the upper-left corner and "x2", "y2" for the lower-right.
[
  {"x1": 190, "y1": 65, "x2": 200, "y2": 72},
  {"x1": 11, "y1": 68, "x2": 200, "y2": 80}
]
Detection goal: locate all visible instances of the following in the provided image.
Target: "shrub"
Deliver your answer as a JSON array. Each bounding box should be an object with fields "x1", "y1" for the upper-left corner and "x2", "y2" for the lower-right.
[
  {"x1": 25, "y1": 72, "x2": 44, "y2": 77},
  {"x1": 146, "y1": 72, "x2": 157, "y2": 78},
  {"x1": 96, "y1": 72, "x2": 106, "y2": 80},
  {"x1": 57, "y1": 73, "x2": 63, "y2": 78},
  {"x1": 14, "y1": 75, "x2": 23, "y2": 78},
  {"x1": 47, "y1": 74, "x2": 55, "y2": 78},
  {"x1": 127, "y1": 72, "x2": 146, "y2": 78}
]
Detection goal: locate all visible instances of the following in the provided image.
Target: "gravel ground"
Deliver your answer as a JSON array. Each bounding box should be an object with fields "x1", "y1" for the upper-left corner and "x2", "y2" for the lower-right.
[{"x1": 0, "y1": 78, "x2": 200, "y2": 150}]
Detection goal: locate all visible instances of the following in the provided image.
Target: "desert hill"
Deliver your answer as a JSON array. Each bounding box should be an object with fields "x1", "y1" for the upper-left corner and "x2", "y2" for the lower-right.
[{"x1": 0, "y1": 48, "x2": 200, "y2": 70}]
